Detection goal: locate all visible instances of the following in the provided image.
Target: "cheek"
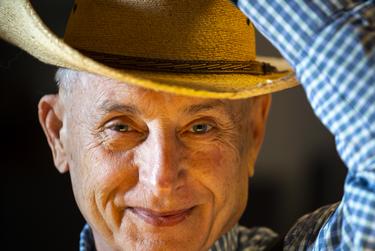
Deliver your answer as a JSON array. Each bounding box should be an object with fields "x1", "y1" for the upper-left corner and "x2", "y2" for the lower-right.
[
  {"x1": 188, "y1": 140, "x2": 245, "y2": 199},
  {"x1": 82, "y1": 149, "x2": 138, "y2": 193},
  {"x1": 187, "y1": 141, "x2": 248, "y2": 233},
  {"x1": 68, "y1": 141, "x2": 138, "y2": 221}
]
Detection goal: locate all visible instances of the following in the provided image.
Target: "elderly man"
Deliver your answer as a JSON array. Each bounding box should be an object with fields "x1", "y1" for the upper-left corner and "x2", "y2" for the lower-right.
[{"x1": 1, "y1": 0, "x2": 374, "y2": 250}]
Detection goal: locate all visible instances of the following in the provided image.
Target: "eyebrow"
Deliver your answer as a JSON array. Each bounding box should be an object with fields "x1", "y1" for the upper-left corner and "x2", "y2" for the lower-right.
[
  {"x1": 183, "y1": 100, "x2": 227, "y2": 115},
  {"x1": 99, "y1": 100, "x2": 140, "y2": 115},
  {"x1": 98, "y1": 99, "x2": 228, "y2": 116}
]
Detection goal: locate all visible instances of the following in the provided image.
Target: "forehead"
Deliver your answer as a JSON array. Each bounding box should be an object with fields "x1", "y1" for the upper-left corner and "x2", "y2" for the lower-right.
[{"x1": 65, "y1": 72, "x2": 250, "y2": 118}]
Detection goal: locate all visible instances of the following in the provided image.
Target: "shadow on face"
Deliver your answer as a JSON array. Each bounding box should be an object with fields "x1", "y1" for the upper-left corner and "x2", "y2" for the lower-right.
[{"x1": 38, "y1": 71, "x2": 271, "y2": 251}]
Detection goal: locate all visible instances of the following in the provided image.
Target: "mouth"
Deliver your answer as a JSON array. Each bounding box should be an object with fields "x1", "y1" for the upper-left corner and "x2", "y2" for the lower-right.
[{"x1": 129, "y1": 207, "x2": 195, "y2": 227}]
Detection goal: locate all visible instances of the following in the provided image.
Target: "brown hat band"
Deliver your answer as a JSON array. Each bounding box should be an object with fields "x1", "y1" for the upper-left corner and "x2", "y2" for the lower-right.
[{"x1": 79, "y1": 49, "x2": 279, "y2": 75}]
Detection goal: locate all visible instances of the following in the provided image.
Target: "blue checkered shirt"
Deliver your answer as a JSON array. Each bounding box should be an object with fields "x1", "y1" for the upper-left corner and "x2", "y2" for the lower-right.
[
  {"x1": 232, "y1": 0, "x2": 375, "y2": 250},
  {"x1": 79, "y1": 223, "x2": 281, "y2": 251}
]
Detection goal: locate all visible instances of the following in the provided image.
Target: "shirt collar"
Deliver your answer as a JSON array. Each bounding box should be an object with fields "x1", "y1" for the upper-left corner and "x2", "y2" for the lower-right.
[
  {"x1": 79, "y1": 223, "x2": 239, "y2": 251},
  {"x1": 208, "y1": 225, "x2": 239, "y2": 251}
]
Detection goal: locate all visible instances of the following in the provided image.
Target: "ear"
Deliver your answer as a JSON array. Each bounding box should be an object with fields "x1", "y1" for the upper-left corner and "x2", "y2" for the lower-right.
[
  {"x1": 247, "y1": 94, "x2": 271, "y2": 177},
  {"x1": 38, "y1": 95, "x2": 69, "y2": 173}
]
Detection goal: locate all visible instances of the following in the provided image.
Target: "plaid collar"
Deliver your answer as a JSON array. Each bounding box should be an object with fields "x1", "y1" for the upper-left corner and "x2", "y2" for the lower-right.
[{"x1": 79, "y1": 223, "x2": 239, "y2": 251}]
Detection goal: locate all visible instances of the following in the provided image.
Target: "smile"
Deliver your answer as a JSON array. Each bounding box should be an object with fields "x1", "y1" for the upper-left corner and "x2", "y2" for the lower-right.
[{"x1": 129, "y1": 207, "x2": 194, "y2": 227}]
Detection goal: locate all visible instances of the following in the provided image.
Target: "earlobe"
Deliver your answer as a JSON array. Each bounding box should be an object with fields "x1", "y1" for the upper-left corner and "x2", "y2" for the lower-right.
[
  {"x1": 248, "y1": 159, "x2": 255, "y2": 177},
  {"x1": 38, "y1": 95, "x2": 69, "y2": 173}
]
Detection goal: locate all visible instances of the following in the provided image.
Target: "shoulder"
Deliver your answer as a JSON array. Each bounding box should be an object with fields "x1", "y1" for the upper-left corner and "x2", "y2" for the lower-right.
[
  {"x1": 284, "y1": 202, "x2": 340, "y2": 250},
  {"x1": 237, "y1": 225, "x2": 280, "y2": 251}
]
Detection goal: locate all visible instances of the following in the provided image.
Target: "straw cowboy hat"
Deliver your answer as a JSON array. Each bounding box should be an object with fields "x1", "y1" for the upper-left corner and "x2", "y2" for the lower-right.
[{"x1": 0, "y1": 0, "x2": 298, "y2": 99}]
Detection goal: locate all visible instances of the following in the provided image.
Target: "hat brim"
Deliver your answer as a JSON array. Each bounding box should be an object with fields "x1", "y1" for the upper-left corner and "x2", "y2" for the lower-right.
[{"x1": 0, "y1": 0, "x2": 298, "y2": 99}]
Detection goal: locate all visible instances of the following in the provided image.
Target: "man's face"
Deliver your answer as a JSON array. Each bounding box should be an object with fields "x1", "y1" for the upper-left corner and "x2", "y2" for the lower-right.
[{"x1": 39, "y1": 72, "x2": 270, "y2": 251}]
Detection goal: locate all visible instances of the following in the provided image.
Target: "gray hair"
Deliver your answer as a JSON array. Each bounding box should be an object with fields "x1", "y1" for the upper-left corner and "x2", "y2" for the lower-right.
[{"x1": 55, "y1": 68, "x2": 81, "y2": 94}]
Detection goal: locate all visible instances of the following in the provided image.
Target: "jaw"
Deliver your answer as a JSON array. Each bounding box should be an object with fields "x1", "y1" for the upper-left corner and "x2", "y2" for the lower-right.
[{"x1": 89, "y1": 201, "x2": 229, "y2": 251}]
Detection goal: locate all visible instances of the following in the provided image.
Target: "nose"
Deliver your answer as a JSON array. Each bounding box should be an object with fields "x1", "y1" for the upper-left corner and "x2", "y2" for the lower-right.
[{"x1": 137, "y1": 125, "x2": 184, "y2": 196}]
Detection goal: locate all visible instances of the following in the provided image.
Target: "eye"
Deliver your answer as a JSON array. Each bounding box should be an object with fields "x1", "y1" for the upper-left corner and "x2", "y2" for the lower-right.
[
  {"x1": 108, "y1": 123, "x2": 134, "y2": 133},
  {"x1": 98, "y1": 118, "x2": 147, "y2": 152},
  {"x1": 189, "y1": 123, "x2": 213, "y2": 134}
]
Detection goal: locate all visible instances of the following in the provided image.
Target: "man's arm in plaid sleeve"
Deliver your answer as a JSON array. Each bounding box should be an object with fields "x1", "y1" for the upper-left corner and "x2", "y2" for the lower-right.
[{"x1": 231, "y1": 0, "x2": 375, "y2": 250}]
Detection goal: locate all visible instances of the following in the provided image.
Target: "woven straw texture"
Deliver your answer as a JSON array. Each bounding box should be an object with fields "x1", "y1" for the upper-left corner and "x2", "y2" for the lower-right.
[{"x1": 0, "y1": 0, "x2": 298, "y2": 99}]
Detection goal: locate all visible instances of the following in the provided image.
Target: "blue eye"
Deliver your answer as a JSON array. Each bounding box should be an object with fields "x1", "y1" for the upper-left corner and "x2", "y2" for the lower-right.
[
  {"x1": 111, "y1": 124, "x2": 131, "y2": 132},
  {"x1": 190, "y1": 123, "x2": 213, "y2": 134}
]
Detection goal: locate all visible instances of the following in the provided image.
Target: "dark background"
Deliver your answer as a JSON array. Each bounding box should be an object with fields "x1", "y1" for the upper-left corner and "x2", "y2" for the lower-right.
[{"x1": 0, "y1": 1, "x2": 346, "y2": 250}]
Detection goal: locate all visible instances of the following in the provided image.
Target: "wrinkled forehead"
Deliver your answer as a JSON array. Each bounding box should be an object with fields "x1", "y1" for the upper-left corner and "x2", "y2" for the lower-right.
[{"x1": 59, "y1": 70, "x2": 252, "y2": 119}]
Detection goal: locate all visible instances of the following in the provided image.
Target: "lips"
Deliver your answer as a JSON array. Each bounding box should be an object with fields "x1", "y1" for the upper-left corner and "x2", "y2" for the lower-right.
[{"x1": 129, "y1": 207, "x2": 194, "y2": 227}]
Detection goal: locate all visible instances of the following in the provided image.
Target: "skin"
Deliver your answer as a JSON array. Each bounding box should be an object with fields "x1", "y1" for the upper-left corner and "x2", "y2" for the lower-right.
[{"x1": 38, "y1": 72, "x2": 271, "y2": 251}]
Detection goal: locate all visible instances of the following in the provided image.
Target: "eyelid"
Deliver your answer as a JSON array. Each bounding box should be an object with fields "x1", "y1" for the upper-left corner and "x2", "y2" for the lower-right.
[
  {"x1": 102, "y1": 116, "x2": 146, "y2": 133},
  {"x1": 192, "y1": 117, "x2": 218, "y2": 126},
  {"x1": 105, "y1": 119, "x2": 131, "y2": 127}
]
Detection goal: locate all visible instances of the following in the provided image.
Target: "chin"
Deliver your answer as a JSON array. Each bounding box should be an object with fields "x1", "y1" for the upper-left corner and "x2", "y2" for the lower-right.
[
  {"x1": 115, "y1": 239, "x2": 204, "y2": 251},
  {"x1": 108, "y1": 206, "x2": 213, "y2": 251}
]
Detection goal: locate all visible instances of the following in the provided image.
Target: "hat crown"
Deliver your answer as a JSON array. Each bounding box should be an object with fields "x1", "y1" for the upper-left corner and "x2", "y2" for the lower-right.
[{"x1": 64, "y1": 0, "x2": 256, "y2": 61}]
